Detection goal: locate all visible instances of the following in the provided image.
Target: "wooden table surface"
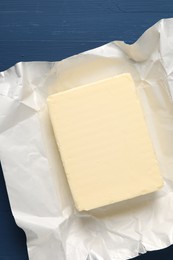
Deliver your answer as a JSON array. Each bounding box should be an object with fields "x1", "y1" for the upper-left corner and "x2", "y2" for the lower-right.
[{"x1": 1, "y1": 0, "x2": 173, "y2": 259}]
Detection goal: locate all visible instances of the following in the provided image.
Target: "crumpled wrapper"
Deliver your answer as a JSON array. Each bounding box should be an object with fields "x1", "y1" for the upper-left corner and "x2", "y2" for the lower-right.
[{"x1": 1, "y1": 18, "x2": 173, "y2": 260}]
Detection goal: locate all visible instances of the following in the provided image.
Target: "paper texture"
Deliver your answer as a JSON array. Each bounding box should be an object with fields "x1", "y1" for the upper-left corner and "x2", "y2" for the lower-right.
[{"x1": 1, "y1": 18, "x2": 173, "y2": 260}]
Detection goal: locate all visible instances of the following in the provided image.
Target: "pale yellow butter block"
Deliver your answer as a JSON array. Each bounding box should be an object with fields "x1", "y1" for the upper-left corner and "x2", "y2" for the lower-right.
[{"x1": 47, "y1": 73, "x2": 163, "y2": 211}]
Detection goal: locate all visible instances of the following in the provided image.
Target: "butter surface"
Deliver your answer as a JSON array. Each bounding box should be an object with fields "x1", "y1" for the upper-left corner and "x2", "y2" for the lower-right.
[{"x1": 47, "y1": 74, "x2": 163, "y2": 211}]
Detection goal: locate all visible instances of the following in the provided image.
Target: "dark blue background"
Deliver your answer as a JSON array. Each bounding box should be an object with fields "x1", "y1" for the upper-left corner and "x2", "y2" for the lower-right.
[{"x1": 1, "y1": 0, "x2": 173, "y2": 259}]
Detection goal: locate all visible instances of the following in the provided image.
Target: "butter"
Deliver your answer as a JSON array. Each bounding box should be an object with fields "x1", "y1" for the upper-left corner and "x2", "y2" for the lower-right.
[{"x1": 47, "y1": 73, "x2": 163, "y2": 211}]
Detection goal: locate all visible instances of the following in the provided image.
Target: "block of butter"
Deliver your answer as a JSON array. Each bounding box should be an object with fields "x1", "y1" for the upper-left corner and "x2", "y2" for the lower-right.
[{"x1": 47, "y1": 73, "x2": 163, "y2": 211}]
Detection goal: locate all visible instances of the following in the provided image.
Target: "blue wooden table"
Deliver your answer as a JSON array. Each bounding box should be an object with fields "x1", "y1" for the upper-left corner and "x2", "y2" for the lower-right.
[{"x1": 1, "y1": 1, "x2": 173, "y2": 259}]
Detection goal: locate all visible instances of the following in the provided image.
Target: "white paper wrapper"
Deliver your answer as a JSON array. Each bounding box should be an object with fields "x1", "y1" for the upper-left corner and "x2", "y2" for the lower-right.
[{"x1": 1, "y1": 18, "x2": 173, "y2": 260}]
